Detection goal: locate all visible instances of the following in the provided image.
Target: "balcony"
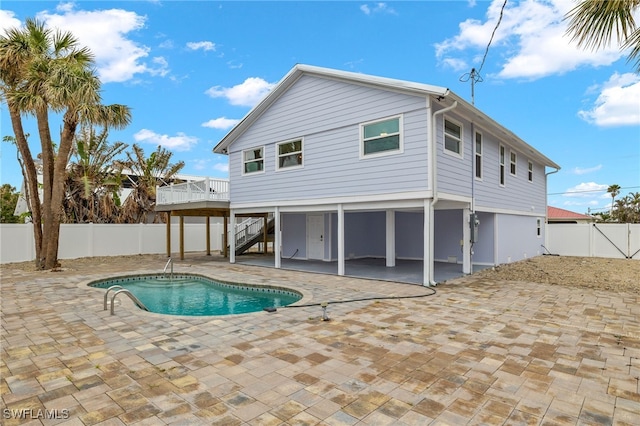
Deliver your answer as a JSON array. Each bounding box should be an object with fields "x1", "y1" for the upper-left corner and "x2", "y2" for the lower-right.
[{"x1": 156, "y1": 178, "x2": 229, "y2": 206}]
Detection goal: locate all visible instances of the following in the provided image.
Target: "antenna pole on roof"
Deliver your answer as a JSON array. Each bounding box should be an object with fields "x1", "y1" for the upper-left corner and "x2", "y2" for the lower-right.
[{"x1": 459, "y1": 68, "x2": 483, "y2": 106}]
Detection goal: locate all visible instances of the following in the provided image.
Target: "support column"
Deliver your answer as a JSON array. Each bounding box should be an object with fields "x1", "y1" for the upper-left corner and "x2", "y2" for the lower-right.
[
  {"x1": 230, "y1": 210, "x2": 236, "y2": 263},
  {"x1": 206, "y1": 216, "x2": 211, "y2": 256},
  {"x1": 223, "y1": 212, "x2": 228, "y2": 258},
  {"x1": 424, "y1": 199, "x2": 432, "y2": 286},
  {"x1": 337, "y1": 204, "x2": 345, "y2": 276},
  {"x1": 166, "y1": 211, "x2": 171, "y2": 257},
  {"x1": 463, "y1": 207, "x2": 471, "y2": 274},
  {"x1": 386, "y1": 210, "x2": 396, "y2": 267},
  {"x1": 179, "y1": 215, "x2": 185, "y2": 260},
  {"x1": 274, "y1": 207, "x2": 281, "y2": 268}
]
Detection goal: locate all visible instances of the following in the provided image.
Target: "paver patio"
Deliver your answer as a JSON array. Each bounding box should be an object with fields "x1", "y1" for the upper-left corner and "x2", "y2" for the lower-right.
[{"x1": 1, "y1": 254, "x2": 639, "y2": 425}]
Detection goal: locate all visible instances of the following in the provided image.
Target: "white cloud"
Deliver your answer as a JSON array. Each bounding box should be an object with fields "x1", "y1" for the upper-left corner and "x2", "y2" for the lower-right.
[
  {"x1": 0, "y1": 4, "x2": 168, "y2": 84},
  {"x1": 202, "y1": 117, "x2": 240, "y2": 130},
  {"x1": 186, "y1": 41, "x2": 216, "y2": 51},
  {"x1": 205, "y1": 77, "x2": 275, "y2": 107},
  {"x1": 578, "y1": 73, "x2": 640, "y2": 127},
  {"x1": 133, "y1": 129, "x2": 198, "y2": 151},
  {"x1": 0, "y1": 9, "x2": 21, "y2": 31},
  {"x1": 563, "y1": 182, "x2": 608, "y2": 198},
  {"x1": 435, "y1": 0, "x2": 623, "y2": 80},
  {"x1": 360, "y1": 3, "x2": 397, "y2": 16},
  {"x1": 570, "y1": 165, "x2": 602, "y2": 175},
  {"x1": 213, "y1": 162, "x2": 229, "y2": 173}
]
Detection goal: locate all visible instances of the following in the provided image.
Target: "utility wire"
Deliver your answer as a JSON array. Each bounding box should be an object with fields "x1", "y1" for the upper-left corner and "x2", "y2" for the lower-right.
[{"x1": 460, "y1": 0, "x2": 508, "y2": 104}]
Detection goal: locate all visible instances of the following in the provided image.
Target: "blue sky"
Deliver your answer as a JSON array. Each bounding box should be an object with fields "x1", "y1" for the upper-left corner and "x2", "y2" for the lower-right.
[{"x1": 1, "y1": 0, "x2": 638, "y2": 215}]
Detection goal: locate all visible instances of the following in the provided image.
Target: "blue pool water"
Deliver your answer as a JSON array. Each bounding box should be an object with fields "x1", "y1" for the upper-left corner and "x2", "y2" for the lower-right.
[{"x1": 89, "y1": 274, "x2": 302, "y2": 316}]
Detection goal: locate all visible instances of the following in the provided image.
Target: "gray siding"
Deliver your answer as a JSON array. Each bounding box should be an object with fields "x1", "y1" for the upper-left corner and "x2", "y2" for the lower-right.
[
  {"x1": 495, "y1": 214, "x2": 545, "y2": 263},
  {"x1": 435, "y1": 113, "x2": 548, "y2": 214},
  {"x1": 229, "y1": 75, "x2": 430, "y2": 203}
]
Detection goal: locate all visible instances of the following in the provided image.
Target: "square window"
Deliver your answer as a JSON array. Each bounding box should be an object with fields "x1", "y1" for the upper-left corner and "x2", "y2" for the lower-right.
[
  {"x1": 243, "y1": 147, "x2": 264, "y2": 174},
  {"x1": 361, "y1": 116, "x2": 402, "y2": 157}
]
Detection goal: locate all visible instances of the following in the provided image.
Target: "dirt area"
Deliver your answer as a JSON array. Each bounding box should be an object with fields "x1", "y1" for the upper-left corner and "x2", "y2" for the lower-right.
[
  {"x1": 475, "y1": 255, "x2": 640, "y2": 293},
  {"x1": 1, "y1": 254, "x2": 638, "y2": 293}
]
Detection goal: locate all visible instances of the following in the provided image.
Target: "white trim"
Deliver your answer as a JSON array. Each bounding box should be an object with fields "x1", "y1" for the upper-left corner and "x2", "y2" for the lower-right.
[
  {"x1": 528, "y1": 160, "x2": 534, "y2": 183},
  {"x1": 230, "y1": 190, "x2": 433, "y2": 211},
  {"x1": 510, "y1": 150, "x2": 517, "y2": 176},
  {"x1": 241, "y1": 146, "x2": 265, "y2": 175},
  {"x1": 473, "y1": 205, "x2": 544, "y2": 217},
  {"x1": 359, "y1": 114, "x2": 404, "y2": 159},
  {"x1": 275, "y1": 137, "x2": 304, "y2": 171},
  {"x1": 443, "y1": 116, "x2": 463, "y2": 158},
  {"x1": 385, "y1": 210, "x2": 395, "y2": 267},
  {"x1": 337, "y1": 204, "x2": 344, "y2": 276}
]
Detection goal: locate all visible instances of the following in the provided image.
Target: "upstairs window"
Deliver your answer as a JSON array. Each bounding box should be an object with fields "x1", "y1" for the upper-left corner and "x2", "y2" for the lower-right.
[
  {"x1": 510, "y1": 151, "x2": 517, "y2": 175},
  {"x1": 528, "y1": 161, "x2": 533, "y2": 182},
  {"x1": 499, "y1": 145, "x2": 505, "y2": 186},
  {"x1": 361, "y1": 116, "x2": 402, "y2": 157},
  {"x1": 444, "y1": 118, "x2": 462, "y2": 156},
  {"x1": 277, "y1": 139, "x2": 303, "y2": 170},
  {"x1": 243, "y1": 147, "x2": 264, "y2": 174},
  {"x1": 474, "y1": 132, "x2": 482, "y2": 179}
]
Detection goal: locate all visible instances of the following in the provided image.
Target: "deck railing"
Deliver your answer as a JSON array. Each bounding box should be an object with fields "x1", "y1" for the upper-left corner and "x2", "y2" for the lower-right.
[{"x1": 156, "y1": 178, "x2": 229, "y2": 205}]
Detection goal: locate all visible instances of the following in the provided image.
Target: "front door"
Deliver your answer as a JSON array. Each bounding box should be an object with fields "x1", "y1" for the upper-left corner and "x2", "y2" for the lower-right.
[{"x1": 307, "y1": 214, "x2": 324, "y2": 260}]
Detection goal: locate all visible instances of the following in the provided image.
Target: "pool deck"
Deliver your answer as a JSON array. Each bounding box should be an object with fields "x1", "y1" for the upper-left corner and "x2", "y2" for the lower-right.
[{"x1": 1, "y1": 253, "x2": 639, "y2": 425}]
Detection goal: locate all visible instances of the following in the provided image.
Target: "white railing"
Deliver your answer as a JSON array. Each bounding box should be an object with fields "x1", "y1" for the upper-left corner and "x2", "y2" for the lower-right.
[
  {"x1": 156, "y1": 178, "x2": 229, "y2": 205},
  {"x1": 234, "y1": 216, "x2": 269, "y2": 247}
]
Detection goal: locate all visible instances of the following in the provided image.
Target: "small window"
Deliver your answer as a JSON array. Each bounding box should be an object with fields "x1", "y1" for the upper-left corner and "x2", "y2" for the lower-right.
[
  {"x1": 243, "y1": 147, "x2": 264, "y2": 174},
  {"x1": 444, "y1": 118, "x2": 462, "y2": 156},
  {"x1": 361, "y1": 116, "x2": 402, "y2": 157},
  {"x1": 475, "y1": 132, "x2": 482, "y2": 179},
  {"x1": 536, "y1": 218, "x2": 542, "y2": 237},
  {"x1": 277, "y1": 139, "x2": 303, "y2": 170},
  {"x1": 510, "y1": 151, "x2": 517, "y2": 175},
  {"x1": 528, "y1": 161, "x2": 533, "y2": 182},
  {"x1": 499, "y1": 145, "x2": 505, "y2": 186}
]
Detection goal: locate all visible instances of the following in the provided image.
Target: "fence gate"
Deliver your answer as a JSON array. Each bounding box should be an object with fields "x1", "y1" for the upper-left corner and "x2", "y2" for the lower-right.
[{"x1": 546, "y1": 223, "x2": 640, "y2": 259}]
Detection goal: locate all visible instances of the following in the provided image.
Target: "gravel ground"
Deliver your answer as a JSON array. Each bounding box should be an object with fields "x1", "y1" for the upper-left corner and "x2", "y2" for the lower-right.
[{"x1": 1, "y1": 253, "x2": 639, "y2": 292}]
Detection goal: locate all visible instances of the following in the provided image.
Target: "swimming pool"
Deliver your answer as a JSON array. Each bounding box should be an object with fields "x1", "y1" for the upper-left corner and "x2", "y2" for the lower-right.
[{"x1": 89, "y1": 274, "x2": 302, "y2": 316}]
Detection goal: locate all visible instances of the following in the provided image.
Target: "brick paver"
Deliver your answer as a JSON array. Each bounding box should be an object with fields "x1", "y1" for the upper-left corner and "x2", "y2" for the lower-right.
[{"x1": 1, "y1": 254, "x2": 639, "y2": 425}]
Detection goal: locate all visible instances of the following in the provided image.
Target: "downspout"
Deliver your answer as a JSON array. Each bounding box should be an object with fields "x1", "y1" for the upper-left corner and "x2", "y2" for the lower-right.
[{"x1": 428, "y1": 97, "x2": 458, "y2": 285}]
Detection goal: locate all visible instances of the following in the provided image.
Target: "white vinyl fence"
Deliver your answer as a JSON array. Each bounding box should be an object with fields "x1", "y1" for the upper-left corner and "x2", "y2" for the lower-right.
[
  {"x1": 0, "y1": 223, "x2": 225, "y2": 264},
  {"x1": 545, "y1": 223, "x2": 640, "y2": 259}
]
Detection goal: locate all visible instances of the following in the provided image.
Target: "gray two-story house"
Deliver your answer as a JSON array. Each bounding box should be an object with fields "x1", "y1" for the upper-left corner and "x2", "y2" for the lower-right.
[{"x1": 213, "y1": 64, "x2": 560, "y2": 285}]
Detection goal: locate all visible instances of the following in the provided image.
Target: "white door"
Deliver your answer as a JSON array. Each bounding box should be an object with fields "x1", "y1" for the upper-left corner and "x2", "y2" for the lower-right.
[{"x1": 307, "y1": 214, "x2": 324, "y2": 260}]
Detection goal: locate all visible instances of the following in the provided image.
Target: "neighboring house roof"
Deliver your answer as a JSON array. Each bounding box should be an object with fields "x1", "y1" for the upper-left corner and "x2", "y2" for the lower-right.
[
  {"x1": 547, "y1": 206, "x2": 593, "y2": 221},
  {"x1": 213, "y1": 64, "x2": 561, "y2": 170}
]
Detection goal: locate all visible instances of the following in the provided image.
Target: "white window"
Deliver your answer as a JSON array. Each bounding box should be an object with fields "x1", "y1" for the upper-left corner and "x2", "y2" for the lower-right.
[
  {"x1": 499, "y1": 145, "x2": 505, "y2": 186},
  {"x1": 242, "y1": 147, "x2": 264, "y2": 174},
  {"x1": 276, "y1": 139, "x2": 303, "y2": 170},
  {"x1": 361, "y1": 116, "x2": 402, "y2": 157},
  {"x1": 510, "y1": 151, "x2": 517, "y2": 175},
  {"x1": 528, "y1": 161, "x2": 533, "y2": 182},
  {"x1": 474, "y1": 131, "x2": 482, "y2": 179},
  {"x1": 444, "y1": 118, "x2": 462, "y2": 156}
]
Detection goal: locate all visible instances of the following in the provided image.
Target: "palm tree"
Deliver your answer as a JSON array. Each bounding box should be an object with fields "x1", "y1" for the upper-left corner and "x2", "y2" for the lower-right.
[
  {"x1": 119, "y1": 144, "x2": 184, "y2": 224},
  {"x1": 64, "y1": 126, "x2": 128, "y2": 223},
  {"x1": 565, "y1": 0, "x2": 640, "y2": 72},
  {"x1": 607, "y1": 184, "x2": 621, "y2": 217},
  {"x1": 0, "y1": 18, "x2": 131, "y2": 269}
]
